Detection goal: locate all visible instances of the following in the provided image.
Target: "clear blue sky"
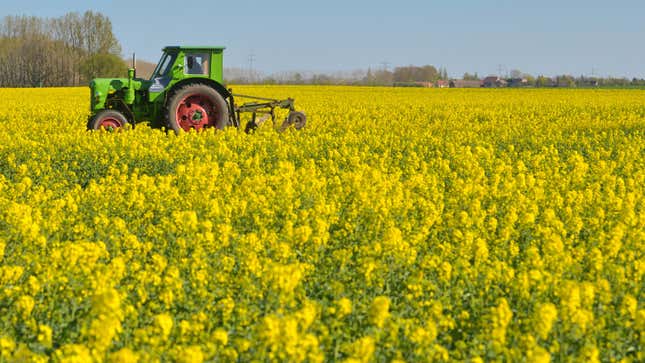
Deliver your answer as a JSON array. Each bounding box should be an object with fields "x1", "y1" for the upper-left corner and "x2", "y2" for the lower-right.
[{"x1": 2, "y1": 0, "x2": 644, "y2": 78}]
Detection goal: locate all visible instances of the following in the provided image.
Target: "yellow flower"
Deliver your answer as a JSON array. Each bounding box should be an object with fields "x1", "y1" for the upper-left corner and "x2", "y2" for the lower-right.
[
  {"x1": 336, "y1": 297, "x2": 353, "y2": 317},
  {"x1": 211, "y1": 328, "x2": 228, "y2": 346},
  {"x1": 490, "y1": 298, "x2": 513, "y2": 347},
  {"x1": 155, "y1": 313, "x2": 174, "y2": 339},
  {"x1": 534, "y1": 303, "x2": 558, "y2": 339},
  {"x1": 369, "y1": 296, "x2": 391, "y2": 328},
  {"x1": 175, "y1": 346, "x2": 204, "y2": 363},
  {"x1": 11, "y1": 343, "x2": 48, "y2": 363},
  {"x1": 527, "y1": 345, "x2": 551, "y2": 363},
  {"x1": 0, "y1": 337, "x2": 16, "y2": 358},
  {"x1": 91, "y1": 288, "x2": 121, "y2": 316},
  {"x1": 108, "y1": 348, "x2": 139, "y2": 363},
  {"x1": 622, "y1": 294, "x2": 637, "y2": 318},
  {"x1": 37, "y1": 324, "x2": 53, "y2": 348},
  {"x1": 16, "y1": 295, "x2": 35, "y2": 318},
  {"x1": 53, "y1": 344, "x2": 93, "y2": 363},
  {"x1": 344, "y1": 336, "x2": 375, "y2": 363},
  {"x1": 580, "y1": 345, "x2": 600, "y2": 363}
]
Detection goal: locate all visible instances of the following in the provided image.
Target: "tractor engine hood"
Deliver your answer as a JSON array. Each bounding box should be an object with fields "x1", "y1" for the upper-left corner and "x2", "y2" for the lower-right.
[{"x1": 89, "y1": 77, "x2": 149, "y2": 111}]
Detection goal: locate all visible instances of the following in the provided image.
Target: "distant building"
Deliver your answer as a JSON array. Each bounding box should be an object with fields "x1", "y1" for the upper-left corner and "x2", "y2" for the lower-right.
[
  {"x1": 436, "y1": 80, "x2": 450, "y2": 88},
  {"x1": 482, "y1": 76, "x2": 507, "y2": 88},
  {"x1": 507, "y1": 78, "x2": 528, "y2": 87},
  {"x1": 449, "y1": 80, "x2": 482, "y2": 88}
]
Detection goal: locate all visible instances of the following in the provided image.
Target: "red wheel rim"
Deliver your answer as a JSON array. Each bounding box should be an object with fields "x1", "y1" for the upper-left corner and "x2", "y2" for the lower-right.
[
  {"x1": 98, "y1": 117, "x2": 123, "y2": 131},
  {"x1": 175, "y1": 94, "x2": 219, "y2": 131}
]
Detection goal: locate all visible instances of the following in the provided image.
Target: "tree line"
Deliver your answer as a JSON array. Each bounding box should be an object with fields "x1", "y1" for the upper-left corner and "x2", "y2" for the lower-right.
[
  {"x1": 228, "y1": 67, "x2": 645, "y2": 88},
  {"x1": 0, "y1": 12, "x2": 126, "y2": 87},
  {"x1": 226, "y1": 65, "x2": 451, "y2": 86}
]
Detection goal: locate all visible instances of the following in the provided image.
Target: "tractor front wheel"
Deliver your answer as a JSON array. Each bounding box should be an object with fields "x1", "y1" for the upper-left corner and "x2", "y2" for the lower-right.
[
  {"x1": 87, "y1": 110, "x2": 129, "y2": 131},
  {"x1": 166, "y1": 84, "x2": 229, "y2": 133}
]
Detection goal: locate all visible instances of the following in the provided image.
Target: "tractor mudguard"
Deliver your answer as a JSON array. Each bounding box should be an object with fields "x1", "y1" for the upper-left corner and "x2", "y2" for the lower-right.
[{"x1": 166, "y1": 78, "x2": 231, "y2": 103}]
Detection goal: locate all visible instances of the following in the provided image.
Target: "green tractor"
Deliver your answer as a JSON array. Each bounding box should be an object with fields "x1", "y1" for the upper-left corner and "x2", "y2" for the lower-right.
[{"x1": 88, "y1": 46, "x2": 306, "y2": 133}]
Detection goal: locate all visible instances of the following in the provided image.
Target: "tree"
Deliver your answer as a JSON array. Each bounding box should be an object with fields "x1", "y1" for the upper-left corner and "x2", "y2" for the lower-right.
[
  {"x1": 393, "y1": 65, "x2": 438, "y2": 83},
  {"x1": 81, "y1": 53, "x2": 127, "y2": 80},
  {"x1": 438, "y1": 67, "x2": 448, "y2": 80},
  {"x1": 365, "y1": 67, "x2": 375, "y2": 85},
  {"x1": 555, "y1": 75, "x2": 576, "y2": 87},
  {"x1": 0, "y1": 11, "x2": 124, "y2": 87},
  {"x1": 463, "y1": 72, "x2": 479, "y2": 81},
  {"x1": 535, "y1": 75, "x2": 551, "y2": 87},
  {"x1": 373, "y1": 70, "x2": 393, "y2": 85}
]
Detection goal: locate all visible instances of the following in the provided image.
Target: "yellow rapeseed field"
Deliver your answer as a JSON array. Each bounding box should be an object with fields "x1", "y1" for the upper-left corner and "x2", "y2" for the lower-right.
[{"x1": 0, "y1": 86, "x2": 643, "y2": 362}]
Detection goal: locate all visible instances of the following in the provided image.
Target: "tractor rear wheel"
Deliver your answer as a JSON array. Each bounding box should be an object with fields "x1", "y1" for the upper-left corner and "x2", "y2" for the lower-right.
[
  {"x1": 87, "y1": 110, "x2": 129, "y2": 131},
  {"x1": 166, "y1": 84, "x2": 229, "y2": 133}
]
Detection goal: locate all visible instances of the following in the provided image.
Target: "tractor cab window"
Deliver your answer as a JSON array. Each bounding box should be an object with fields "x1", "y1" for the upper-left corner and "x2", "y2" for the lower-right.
[
  {"x1": 185, "y1": 53, "x2": 210, "y2": 75},
  {"x1": 151, "y1": 52, "x2": 176, "y2": 79}
]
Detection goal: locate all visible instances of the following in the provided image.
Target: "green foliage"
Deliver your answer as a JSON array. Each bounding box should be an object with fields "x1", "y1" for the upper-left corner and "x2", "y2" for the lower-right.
[{"x1": 81, "y1": 54, "x2": 128, "y2": 80}]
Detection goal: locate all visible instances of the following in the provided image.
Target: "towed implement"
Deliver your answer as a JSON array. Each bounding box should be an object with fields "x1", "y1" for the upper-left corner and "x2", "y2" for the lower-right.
[{"x1": 88, "y1": 46, "x2": 306, "y2": 132}]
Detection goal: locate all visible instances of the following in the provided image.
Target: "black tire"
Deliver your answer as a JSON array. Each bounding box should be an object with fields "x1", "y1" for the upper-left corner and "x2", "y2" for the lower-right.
[
  {"x1": 165, "y1": 83, "x2": 229, "y2": 133},
  {"x1": 288, "y1": 111, "x2": 307, "y2": 130},
  {"x1": 87, "y1": 110, "x2": 129, "y2": 131}
]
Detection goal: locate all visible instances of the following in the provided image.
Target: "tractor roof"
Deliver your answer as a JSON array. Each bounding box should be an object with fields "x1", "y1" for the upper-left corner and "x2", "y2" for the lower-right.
[{"x1": 163, "y1": 46, "x2": 226, "y2": 52}]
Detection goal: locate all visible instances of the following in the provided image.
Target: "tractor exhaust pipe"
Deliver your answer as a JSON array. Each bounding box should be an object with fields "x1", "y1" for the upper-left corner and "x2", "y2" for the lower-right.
[
  {"x1": 125, "y1": 53, "x2": 137, "y2": 104},
  {"x1": 132, "y1": 53, "x2": 137, "y2": 78}
]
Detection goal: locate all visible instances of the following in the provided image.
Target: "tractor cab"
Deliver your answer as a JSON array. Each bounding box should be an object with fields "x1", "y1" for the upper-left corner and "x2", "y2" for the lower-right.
[
  {"x1": 146, "y1": 46, "x2": 226, "y2": 105},
  {"x1": 88, "y1": 46, "x2": 305, "y2": 133}
]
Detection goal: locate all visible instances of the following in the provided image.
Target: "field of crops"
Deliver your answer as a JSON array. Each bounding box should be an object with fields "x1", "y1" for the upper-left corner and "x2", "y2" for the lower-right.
[{"x1": 0, "y1": 86, "x2": 643, "y2": 362}]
